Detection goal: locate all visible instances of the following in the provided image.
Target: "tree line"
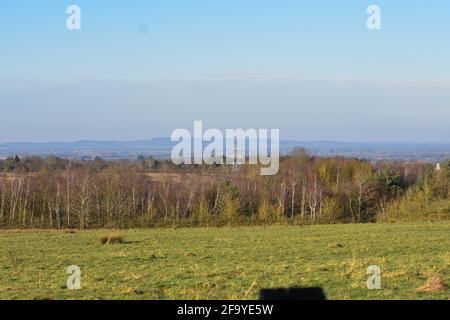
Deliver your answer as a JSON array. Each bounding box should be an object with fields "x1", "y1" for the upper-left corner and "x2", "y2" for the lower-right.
[{"x1": 0, "y1": 150, "x2": 448, "y2": 229}]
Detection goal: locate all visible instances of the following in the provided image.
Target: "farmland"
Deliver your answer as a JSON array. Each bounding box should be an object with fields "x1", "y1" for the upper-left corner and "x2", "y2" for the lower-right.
[{"x1": 0, "y1": 221, "x2": 448, "y2": 300}]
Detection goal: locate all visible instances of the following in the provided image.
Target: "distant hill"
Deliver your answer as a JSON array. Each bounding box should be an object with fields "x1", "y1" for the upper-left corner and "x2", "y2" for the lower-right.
[
  {"x1": 1, "y1": 138, "x2": 449, "y2": 162},
  {"x1": 0, "y1": 138, "x2": 174, "y2": 160}
]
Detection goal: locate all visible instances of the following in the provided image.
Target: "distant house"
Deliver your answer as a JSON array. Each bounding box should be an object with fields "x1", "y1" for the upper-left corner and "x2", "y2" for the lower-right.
[{"x1": 436, "y1": 163, "x2": 441, "y2": 171}]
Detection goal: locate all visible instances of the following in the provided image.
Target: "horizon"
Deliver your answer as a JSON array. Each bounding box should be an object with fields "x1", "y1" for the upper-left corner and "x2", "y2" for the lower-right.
[{"x1": 2, "y1": 137, "x2": 450, "y2": 146}]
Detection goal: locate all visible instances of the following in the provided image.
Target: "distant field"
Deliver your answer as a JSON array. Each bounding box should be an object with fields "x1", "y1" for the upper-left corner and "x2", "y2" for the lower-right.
[{"x1": 0, "y1": 222, "x2": 449, "y2": 300}]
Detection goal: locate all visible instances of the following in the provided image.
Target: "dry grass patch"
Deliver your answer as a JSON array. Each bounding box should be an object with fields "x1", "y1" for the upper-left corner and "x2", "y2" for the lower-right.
[
  {"x1": 416, "y1": 277, "x2": 446, "y2": 293},
  {"x1": 97, "y1": 234, "x2": 124, "y2": 245}
]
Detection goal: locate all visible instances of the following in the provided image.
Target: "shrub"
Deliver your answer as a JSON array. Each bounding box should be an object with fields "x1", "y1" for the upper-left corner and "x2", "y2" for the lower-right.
[{"x1": 97, "y1": 234, "x2": 124, "y2": 245}]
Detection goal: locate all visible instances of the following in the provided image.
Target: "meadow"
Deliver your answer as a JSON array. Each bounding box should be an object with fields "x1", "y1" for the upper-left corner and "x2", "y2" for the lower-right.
[{"x1": 0, "y1": 221, "x2": 449, "y2": 300}]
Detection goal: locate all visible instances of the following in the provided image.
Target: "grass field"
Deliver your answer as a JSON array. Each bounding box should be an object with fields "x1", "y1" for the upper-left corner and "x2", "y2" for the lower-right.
[{"x1": 0, "y1": 222, "x2": 449, "y2": 300}]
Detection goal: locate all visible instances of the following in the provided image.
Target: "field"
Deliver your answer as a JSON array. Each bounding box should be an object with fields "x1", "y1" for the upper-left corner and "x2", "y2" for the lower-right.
[{"x1": 0, "y1": 222, "x2": 449, "y2": 300}]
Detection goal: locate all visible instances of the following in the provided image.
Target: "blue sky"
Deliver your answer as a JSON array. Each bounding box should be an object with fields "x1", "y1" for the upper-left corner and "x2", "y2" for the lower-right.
[{"x1": 1, "y1": 1, "x2": 450, "y2": 142}]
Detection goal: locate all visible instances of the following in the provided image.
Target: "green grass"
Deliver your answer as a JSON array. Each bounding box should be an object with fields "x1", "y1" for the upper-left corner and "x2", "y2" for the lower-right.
[{"x1": 0, "y1": 222, "x2": 449, "y2": 300}]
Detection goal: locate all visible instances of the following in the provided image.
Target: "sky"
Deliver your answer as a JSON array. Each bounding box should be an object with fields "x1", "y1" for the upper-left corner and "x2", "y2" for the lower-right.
[{"x1": 1, "y1": 0, "x2": 450, "y2": 143}]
